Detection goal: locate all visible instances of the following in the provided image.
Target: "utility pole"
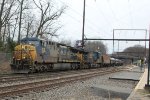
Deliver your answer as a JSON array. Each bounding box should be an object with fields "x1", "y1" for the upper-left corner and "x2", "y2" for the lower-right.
[
  {"x1": 146, "y1": 26, "x2": 150, "y2": 86},
  {"x1": 82, "y1": 0, "x2": 86, "y2": 48},
  {"x1": 113, "y1": 29, "x2": 114, "y2": 53},
  {"x1": 18, "y1": 0, "x2": 24, "y2": 44},
  {"x1": 145, "y1": 30, "x2": 147, "y2": 57}
]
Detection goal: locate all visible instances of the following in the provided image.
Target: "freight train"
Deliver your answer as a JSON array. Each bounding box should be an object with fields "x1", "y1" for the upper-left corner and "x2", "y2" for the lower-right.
[{"x1": 10, "y1": 37, "x2": 123, "y2": 73}]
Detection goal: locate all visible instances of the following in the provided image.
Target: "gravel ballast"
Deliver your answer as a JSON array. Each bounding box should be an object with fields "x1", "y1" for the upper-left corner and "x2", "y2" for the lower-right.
[{"x1": 3, "y1": 70, "x2": 138, "y2": 100}]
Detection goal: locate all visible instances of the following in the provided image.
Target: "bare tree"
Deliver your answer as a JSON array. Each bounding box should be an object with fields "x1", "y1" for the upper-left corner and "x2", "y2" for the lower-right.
[
  {"x1": 84, "y1": 41, "x2": 107, "y2": 54},
  {"x1": 12, "y1": 16, "x2": 19, "y2": 40},
  {"x1": 59, "y1": 39, "x2": 71, "y2": 46},
  {"x1": 4, "y1": 1, "x2": 17, "y2": 41},
  {"x1": 17, "y1": 0, "x2": 25, "y2": 43},
  {"x1": 0, "y1": 0, "x2": 66, "y2": 51},
  {"x1": 123, "y1": 45, "x2": 147, "y2": 58},
  {"x1": 0, "y1": 0, "x2": 16, "y2": 41},
  {"x1": 0, "y1": 0, "x2": 20, "y2": 51},
  {"x1": 33, "y1": 0, "x2": 66, "y2": 38},
  {"x1": 0, "y1": 0, "x2": 6, "y2": 40},
  {"x1": 23, "y1": 14, "x2": 34, "y2": 38}
]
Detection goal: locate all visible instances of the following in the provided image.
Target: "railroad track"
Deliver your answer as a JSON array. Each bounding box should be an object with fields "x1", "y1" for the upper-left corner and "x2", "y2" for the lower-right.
[
  {"x1": 0, "y1": 71, "x2": 73, "y2": 83},
  {"x1": 0, "y1": 67, "x2": 125, "y2": 98},
  {"x1": 0, "y1": 68, "x2": 106, "y2": 84},
  {"x1": 0, "y1": 67, "x2": 121, "y2": 84}
]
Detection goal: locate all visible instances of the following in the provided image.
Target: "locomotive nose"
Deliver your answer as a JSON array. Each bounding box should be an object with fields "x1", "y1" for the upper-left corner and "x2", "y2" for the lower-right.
[
  {"x1": 11, "y1": 44, "x2": 37, "y2": 73},
  {"x1": 13, "y1": 44, "x2": 37, "y2": 60}
]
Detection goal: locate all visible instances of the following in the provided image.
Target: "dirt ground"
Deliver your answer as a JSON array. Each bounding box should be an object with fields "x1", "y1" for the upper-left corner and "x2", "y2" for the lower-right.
[
  {"x1": 0, "y1": 60, "x2": 11, "y2": 73},
  {"x1": 0, "y1": 53, "x2": 11, "y2": 74}
]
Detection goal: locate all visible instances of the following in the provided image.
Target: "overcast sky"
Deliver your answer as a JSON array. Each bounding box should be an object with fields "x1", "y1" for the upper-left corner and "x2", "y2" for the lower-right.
[{"x1": 53, "y1": 0, "x2": 150, "y2": 53}]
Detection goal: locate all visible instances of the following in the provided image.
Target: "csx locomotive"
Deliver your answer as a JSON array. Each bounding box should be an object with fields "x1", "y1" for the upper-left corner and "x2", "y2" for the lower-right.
[{"x1": 10, "y1": 37, "x2": 123, "y2": 73}]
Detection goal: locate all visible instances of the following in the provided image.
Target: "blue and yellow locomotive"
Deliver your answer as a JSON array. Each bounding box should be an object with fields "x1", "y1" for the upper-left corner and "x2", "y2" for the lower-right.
[{"x1": 11, "y1": 37, "x2": 89, "y2": 73}]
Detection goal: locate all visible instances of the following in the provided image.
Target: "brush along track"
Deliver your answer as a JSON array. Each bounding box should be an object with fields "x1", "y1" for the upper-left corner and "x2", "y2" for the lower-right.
[{"x1": 0, "y1": 68, "x2": 123, "y2": 98}]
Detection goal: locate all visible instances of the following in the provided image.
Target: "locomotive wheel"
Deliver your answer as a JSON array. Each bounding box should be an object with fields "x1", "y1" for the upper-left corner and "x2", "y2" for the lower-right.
[
  {"x1": 35, "y1": 69, "x2": 38, "y2": 73},
  {"x1": 41, "y1": 66, "x2": 46, "y2": 72},
  {"x1": 71, "y1": 64, "x2": 76, "y2": 70},
  {"x1": 76, "y1": 64, "x2": 80, "y2": 70},
  {"x1": 28, "y1": 66, "x2": 35, "y2": 73},
  {"x1": 88, "y1": 63, "x2": 92, "y2": 69},
  {"x1": 71, "y1": 64, "x2": 73, "y2": 70},
  {"x1": 37, "y1": 65, "x2": 41, "y2": 72},
  {"x1": 47, "y1": 64, "x2": 53, "y2": 71},
  {"x1": 74, "y1": 64, "x2": 77, "y2": 70}
]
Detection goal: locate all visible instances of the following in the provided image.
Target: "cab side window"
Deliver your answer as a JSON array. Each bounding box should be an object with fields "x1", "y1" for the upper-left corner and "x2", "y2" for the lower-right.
[
  {"x1": 40, "y1": 40, "x2": 46, "y2": 47},
  {"x1": 40, "y1": 40, "x2": 43, "y2": 46}
]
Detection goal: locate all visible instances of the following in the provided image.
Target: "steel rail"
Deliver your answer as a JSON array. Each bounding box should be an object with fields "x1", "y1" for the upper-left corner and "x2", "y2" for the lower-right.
[{"x1": 0, "y1": 68, "x2": 124, "y2": 98}]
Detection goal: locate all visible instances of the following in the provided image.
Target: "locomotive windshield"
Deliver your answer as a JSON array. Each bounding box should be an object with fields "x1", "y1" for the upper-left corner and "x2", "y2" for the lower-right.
[
  {"x1": 28, "y1": 41, "x2": 39, "y2": 46},
  {"x1": 21, "y1": 40, "x2": 39, "y2": 46}
]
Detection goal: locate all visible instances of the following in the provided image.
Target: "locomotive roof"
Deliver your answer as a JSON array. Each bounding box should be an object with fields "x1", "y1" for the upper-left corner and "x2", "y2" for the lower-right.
[
  {"x1": 70, "y1": 47, "x2": 88, "y2": 54},
  {"x1": 21, "y1": 37, "x2": 88, "y2": 53},
  {"x1": 21, "y1": 37, "x2": 46, "y2": 41},
  {"x1": 58, "y1": 44, "x2": 88, "y2": 53}
]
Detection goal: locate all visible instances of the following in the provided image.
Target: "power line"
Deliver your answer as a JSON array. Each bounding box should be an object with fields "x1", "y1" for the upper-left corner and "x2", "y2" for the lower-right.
[
  {"x1": 95, "y1": 4, "x2": 113, "y2": 29},
  {"x1": 106, "y1": 0, "x2": 120, "y2": 23},
  {"x1": 58, "y1": 0, "x2": 110, "y2": 37},
  {"x1": 128, "y1": 0, "x2": 133, "y2": 28},
  {"x1": 106, "y1": 0, "x2": 132, "y2": 27},
  {"x1": 85, "y1": 38, "x2": 150, "y2": 41}
]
